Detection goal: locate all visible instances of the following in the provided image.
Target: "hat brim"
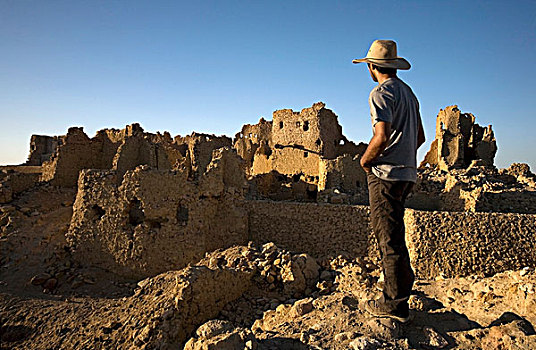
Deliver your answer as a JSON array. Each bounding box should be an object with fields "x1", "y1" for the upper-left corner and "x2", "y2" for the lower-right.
[{"x1": 352, "y1": 57, "x2": 411, "y2": 70}]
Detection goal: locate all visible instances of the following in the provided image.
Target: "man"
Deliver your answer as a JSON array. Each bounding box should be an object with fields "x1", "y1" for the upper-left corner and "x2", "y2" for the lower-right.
[{"x1": 352, "y1": 39, "x2": 425, "y2": 323}]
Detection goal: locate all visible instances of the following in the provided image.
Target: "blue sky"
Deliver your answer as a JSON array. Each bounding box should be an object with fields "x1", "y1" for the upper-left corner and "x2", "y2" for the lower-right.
[{"x1": 1, "y1": 0, "x2": 535, "y2": 169}]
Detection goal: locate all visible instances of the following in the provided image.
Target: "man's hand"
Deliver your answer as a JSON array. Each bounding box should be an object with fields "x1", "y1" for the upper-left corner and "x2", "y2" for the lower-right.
[
  {"x1": 360, "y1": 156, "x2": 372, "y2": 173},
  {"x1": 360, "y1": 121, "x2": 391, "y2": 173}
]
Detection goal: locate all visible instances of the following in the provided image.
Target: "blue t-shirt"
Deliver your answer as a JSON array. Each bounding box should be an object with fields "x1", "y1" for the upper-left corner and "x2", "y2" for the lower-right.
[{"x1": 368, "y1": 77, "x2": 421, "y2": 182}]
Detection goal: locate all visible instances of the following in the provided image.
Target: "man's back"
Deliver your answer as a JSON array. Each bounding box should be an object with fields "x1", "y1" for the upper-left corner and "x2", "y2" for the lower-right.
[{"x1": 369, "y1": 76, "x2": 420, "y2": 182}]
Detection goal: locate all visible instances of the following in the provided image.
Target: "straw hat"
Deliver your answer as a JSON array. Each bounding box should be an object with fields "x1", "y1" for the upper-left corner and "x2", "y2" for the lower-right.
[{"x1": 352, "y1": 40, "x2": 411, "y2": 70}]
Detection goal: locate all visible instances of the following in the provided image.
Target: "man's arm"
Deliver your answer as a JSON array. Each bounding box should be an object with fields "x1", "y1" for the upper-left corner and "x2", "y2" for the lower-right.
[
  {"x1": 417, "y1": 117, "x2": 425, "y2": 149},
  {"x1": 360, "y1": 121, "x2": 391, "y2": 173}
]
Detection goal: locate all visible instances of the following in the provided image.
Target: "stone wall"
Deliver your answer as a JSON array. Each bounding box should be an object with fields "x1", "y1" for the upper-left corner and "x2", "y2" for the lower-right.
[
  {"x1": 40, "y1": 127, "x2": 123, "y2": 187},
  {"x1": 0, "y1": 168, "x2": 42, "y2": 203},
  {"x1": 246, "y1": 201, "x2": 536, "y2": 279},
  {"x1": 67, "y1": 148, "x2": 248, "y2": 279},
  {"x1": 175, "y1": 133, "x2": 232, "y2": 178},
  {"x1": 405, "y1": 209, "x2": 536, "y2": 279},
  {"x1": 247, "y1": 200, "x2": 374, "y2": 259},
  {"x1": 25, "y1": 135, "x2": 62, "y2": 166},
  {"x1": 233, "y1": 118, "x2": 273, "y2": 175}
]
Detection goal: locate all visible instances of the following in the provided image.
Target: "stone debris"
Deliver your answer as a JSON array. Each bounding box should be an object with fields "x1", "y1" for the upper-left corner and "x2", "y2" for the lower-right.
[
  {"x1": 421, "y1": 327, "x2": 449, "y2": 349},
  {"x1": 184, "y1": 320, "x2": 257, "y2": 350}
]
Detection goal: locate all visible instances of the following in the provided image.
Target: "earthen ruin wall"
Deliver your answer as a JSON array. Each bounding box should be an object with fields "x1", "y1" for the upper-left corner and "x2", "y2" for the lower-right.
[
  {"x1": 405, "y1": 209, "x2": 536, "y2": 279},
  {"x1": 247, "y1": 200, "x2": 373, "y2": 259},
  {"x1": 247, "y1": 201, "x2": 536, "y2": 279}
]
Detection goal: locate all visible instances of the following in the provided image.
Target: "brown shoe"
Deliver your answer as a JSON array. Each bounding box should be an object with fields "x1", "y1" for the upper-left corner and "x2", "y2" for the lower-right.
[{"x1": 363, "y1": 299, "x2": 411, "y2": 323}]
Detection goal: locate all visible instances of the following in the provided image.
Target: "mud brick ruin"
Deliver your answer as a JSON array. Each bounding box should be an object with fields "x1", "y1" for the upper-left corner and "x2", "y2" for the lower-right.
[
  {"x1": 2, "y1": 102, "x2": 536, "y2": 349},
  {"x1": 2, "y1": 102, "x2": 536, "y2": 277}
]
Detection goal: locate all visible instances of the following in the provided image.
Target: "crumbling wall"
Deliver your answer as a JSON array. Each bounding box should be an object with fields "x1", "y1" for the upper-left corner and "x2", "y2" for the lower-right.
[
  {"x1": 269, "y1": 102, "x2": 345, "y2": 178},
  {"x1": 247, "y1": 200, "x2": 374, "y2": 259},
  {"x1": 318, "y1": 154, "x2": 367, "y2": 195},
  {"x1": 405, "y1": 209, "x2": 536, "y2": 279},
  {"x1": 40, "y1": 127, "x2": 123, "y2": 187},
  {"x1": 0, "y1": 169, "x2": 41, "y2": 203},
  {"x1": 420, "y1": 105, "x2": 497, "y2": 170},
  {"x1": 236, "y1": 103, "x2": 366, "y2": 200},
  {"x1": 247, "y1": 201, "x2": 536, "y2": 279},
  {"x1": 175, "y1": 133, "x2": 232, "y2": 178},
  {"x1": 67, "y1": 148, "x2": 248, "y2": 278},
  {"x1": 233, "y1": 118, "x2": 272, "y2": 175},
  {"x1": 409, "y1": 161, "x2": 536, "y2": 214},
  {"x1": 25, "y1": 135, "x2": 62, "y2": 166},
  {"x1": 39, "y1": 124, "x2": 188, "y2": 188},
  {"x1": 247, "y1": 172, "x2": 318, "y2": 202}
]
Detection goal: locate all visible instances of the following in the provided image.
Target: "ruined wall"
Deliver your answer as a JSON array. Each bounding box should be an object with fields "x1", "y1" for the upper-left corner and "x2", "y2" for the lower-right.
[
  {"x1": 420, "y1": 105, "x2": 497, "y2": 170},
  {"x1": 318, "y1": 154, "x2": 367, "y2": 194},
  {"x1": 233, "y1": 118, "x2": 272, "y2": 175},
  {"x1": 175, "y1": 133, "x2": 232, "y2": 177},
  {"x1": 247, "y1": 201, "x2": 374, "y2": 259},
  {"x1": 268, "y1": 102, "x2": 346, "y2": 178},
  {"x1": 67, "y1": 148, "x2": 249, "y2": 278},
  {"x1": 25, "y1": 135, "x2": 62, "y2": 166},
  {"x1": 405, "y1": 209, "x2": 536, "y2": 279},
  {"x1": 247, "y1": 201, "x2": 536, "y2": 279},
  {"x1": 410, "y1": 164, "x2": 536, "y2": 214},
  {"x1": 0, "y1": 169, "x2": 41, "y2": 203},
  {"x1": 236, "y1": 103, "x2": 367, "y2": 200},
  {"x1": 40, "y1": 127, "x2": 123, "y2": 187},
  {"x1": 39, "y1": 124, "x2": 189, "y2": 188}
]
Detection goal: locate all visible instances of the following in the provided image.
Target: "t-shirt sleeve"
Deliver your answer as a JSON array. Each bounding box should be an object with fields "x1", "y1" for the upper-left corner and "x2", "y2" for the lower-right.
[{"x1": 369, "y1": 87, "x2": 395, "y2": 126}]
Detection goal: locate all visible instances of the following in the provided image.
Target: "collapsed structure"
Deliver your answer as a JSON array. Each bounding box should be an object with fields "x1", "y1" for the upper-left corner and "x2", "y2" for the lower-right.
[
  {"x1": 420, "y1": 105, "x2": 497, "y2": 171},
  {"x1": 1, "y1": 102, "x2": 534, "y2": 280},
  {"x1": 1, "y1": 102, "x2": 536, "y2": 349}
]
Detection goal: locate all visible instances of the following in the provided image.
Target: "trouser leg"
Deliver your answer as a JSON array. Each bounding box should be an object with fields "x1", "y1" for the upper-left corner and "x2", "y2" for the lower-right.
[{"x1": 367, "y1": 173, "x2": 414, "y2": 313}]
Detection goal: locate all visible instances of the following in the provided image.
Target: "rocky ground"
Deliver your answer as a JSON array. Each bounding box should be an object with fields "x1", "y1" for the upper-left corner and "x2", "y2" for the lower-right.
[{"x1": 1, "y1": 186, "x2": 536, "y2": 349}]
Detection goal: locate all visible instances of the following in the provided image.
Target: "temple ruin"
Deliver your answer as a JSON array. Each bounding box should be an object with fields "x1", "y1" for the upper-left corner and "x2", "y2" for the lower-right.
[{"x1": 1, "y1": 102, "x2": 536, "y2": 349}]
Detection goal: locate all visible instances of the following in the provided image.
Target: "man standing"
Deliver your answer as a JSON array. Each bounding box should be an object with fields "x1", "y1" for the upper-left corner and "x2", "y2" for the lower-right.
[{"x1": 353, "y1": 40, "x2": 425, "y2": 323}]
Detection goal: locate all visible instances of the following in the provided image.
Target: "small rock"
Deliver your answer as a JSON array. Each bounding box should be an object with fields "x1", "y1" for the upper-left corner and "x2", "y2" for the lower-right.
[
  {"x1": 334, "y1": 332, "x2": 351, "y2": 342},
  {"x1": 30, "y1": 273, "x2": 51, "y2": 286},
  {"x1": 20, "y1": 207, "x2": 31, "y2": 214},
  {"x1": 292, "y1": 298, "x2": 313, "y2": 316},
  {"x1": 196, "y1": 319, "x2": 234, "y2": 338},
  {"x1": 43, "y1": 278, "x2": 58, "y2": 290},
  {"x1": 520, "y1": 267, "x2": 530, "y2": 276},
  {"x1": 320, "y1": 270, "x2": 332, "y2": 281},
  {"x1": 363, "y1": 318, "x2": 400, "y2": 339},
  {"x1": 299, "y1": 332, "x2": 309, "y2": 343},
  {"x1": 421, "y1": 327, "x2": 448, "y2": 349},
  {"x1": 350, "y1": 336, "x2": 382, "y2": 350}
]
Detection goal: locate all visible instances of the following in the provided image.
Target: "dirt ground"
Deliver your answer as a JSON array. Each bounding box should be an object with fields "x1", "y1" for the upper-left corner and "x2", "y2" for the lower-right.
[{"x1": 1, "y1": 186, "x2": 536, "y2": 349}]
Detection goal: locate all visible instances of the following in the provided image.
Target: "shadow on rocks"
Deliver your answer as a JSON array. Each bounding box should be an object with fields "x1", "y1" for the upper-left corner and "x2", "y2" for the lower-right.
[
  {"x1": 403, "y1": 294, "x2": 481, "y2": 349},
  {"x1": 257, "y1": 336, "x2": 309, "y2": 350},
  {"x1": 0, "y1": 324, "x2": 34, "y2": 345}
]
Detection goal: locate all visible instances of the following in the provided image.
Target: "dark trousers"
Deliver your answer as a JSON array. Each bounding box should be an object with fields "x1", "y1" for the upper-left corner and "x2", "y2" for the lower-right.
[{"x1": 367, "y1": 172, "x2": 415, "y2": 314}]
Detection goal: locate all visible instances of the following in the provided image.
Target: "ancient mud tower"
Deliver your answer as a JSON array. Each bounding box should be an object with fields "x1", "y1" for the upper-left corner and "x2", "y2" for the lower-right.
[{"x1": 1, "y1": 102, "x2": 536, "y2": 349}]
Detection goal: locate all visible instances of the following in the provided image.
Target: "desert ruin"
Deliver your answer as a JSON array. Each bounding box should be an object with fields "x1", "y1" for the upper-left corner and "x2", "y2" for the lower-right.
[{"x1": 1, "y1": 102, "x2": 536, "y2": 349}]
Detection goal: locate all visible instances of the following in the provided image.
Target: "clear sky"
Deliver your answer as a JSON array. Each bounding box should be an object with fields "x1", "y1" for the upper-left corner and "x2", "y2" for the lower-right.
[{"x1": 1, "y1": 0, "x2": 535, "y2": 170}]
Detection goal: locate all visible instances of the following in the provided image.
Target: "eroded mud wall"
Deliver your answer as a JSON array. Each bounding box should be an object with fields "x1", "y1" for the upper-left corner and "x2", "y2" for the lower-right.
[
  {"x1": 247, "y1": 201, "x2": 536, "y2": 279},
  {"x1": 67, "y1": 148, "x2": 248, "y2": 278},
  {"x1": 420, "y1": 105, "x2": 497, "y2": 170},
  {"x1": 405, "y1": 209, "x2": 536, "y2": 279}
]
